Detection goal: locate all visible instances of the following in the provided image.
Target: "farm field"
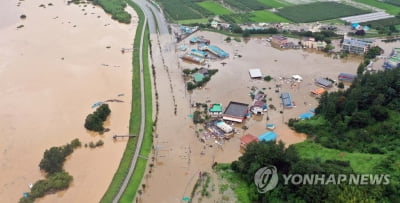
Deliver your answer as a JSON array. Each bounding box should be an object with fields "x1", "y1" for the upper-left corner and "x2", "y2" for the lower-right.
[
  {"x1": 224, "y1": 0, "x2": 269, "y2": 11},
  {"x1": 277, "y1": 2, "x2": 370, "y2": 23},
  {"x1": 156, "y1": 0, "x2": 211, "y2": 20},
  {"x1": 197, "y1": 1, "x2": 233, "y2": 15},
  {"x1": 353, "y1": 0, "x2": 400, "y2": 15},
  {"x1": 249, "y1": 10, "x2": 291, "y2": 22},
  {"x1": 360, "y1": 17, "x2": 400, "y2": 27},
  {"x1": 177, "y1": 18, "x2": 209, "y2": 25},
  {"x1": 257, "y1": 0, "x2": 290, "y2": 8}
]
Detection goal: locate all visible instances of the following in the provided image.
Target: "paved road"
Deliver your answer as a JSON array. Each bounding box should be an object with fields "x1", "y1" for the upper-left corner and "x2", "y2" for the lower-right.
[
  {"x1": 132, "y1": 0, "x2": 169, "y2": 34},
  {"x1": 112, "y1": 0, "x2": 170, "y2": 202},
  {"x1": 112, "y1": 16, "x2": 147, "y2": 203}
]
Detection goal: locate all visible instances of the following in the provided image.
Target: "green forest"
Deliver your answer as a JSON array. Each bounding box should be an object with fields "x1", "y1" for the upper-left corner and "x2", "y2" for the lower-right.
[{"x1": 225, "y1": 141, "x2": 399, "y2": 202}]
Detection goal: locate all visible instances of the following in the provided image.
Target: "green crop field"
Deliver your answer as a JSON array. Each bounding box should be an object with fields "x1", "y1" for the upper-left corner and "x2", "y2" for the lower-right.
[
  {"x1": 177, "y1": 18, "x2": 209, "y2": 25},
  {"x1": 224, "y1": 0, "x2": 269, "y2": 11},
  {"x1": 277, "y1": 2, "x2": 370, "y2": 23},
  {"x1": 197, "y1": 1, "x2": 232, "y2": 15},
  {"x1": 354, "y1": 0, "x2": 400, "y2": 15},
  {"x1": 257, "y1": 0, "x2": 289, "y2": 8},
  {"x1": 249, "y1": 10, "x2": 291, "y2": 22},
  {"x1": 156, "y1": 0, "x2": 212, "y2": 20},
  {"x1": 360, "y1": 17, "x2": 400, "y2": 28}
]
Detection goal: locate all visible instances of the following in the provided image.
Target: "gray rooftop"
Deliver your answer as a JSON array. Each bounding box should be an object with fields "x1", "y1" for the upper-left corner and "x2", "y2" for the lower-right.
[{"x1": 223, "y1": 102, "x2": 249, "y2": 117}]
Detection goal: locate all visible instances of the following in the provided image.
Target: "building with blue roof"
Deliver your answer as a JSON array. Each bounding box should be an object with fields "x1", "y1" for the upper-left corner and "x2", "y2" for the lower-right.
[
  {"x1": 206, "y1": 45, "x2": 229, "y2": 58},
  {"x1": 281, "y1": 93, "x2": 294, "y2": 108},
  {"x1": 351, "y1": 23, "x2": 360, "y2": 29},
  {"x1": 190, "y1": 49, "x2": 208, "y2": 58},
  {"x1": 258, "y1": 131, "x2": 277, "y2": 142}
]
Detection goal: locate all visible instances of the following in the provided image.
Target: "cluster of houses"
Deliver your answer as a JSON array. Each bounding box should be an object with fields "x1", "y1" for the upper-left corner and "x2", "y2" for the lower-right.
[
  {"x1": 269, "y1": 35, "x2": 376, "y2": 55},
  {"x1": 201, "y1": 99, "x2": 277, "y2": 152},
  {"x1": 180, "y1": 36, "x2": 229, "y2": 64},
  {"x1": 269, "y1": 35, "x2": 328, "y2": 50}
]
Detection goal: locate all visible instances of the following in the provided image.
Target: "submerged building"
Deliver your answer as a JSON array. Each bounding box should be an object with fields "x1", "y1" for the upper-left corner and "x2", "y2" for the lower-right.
[
  {"x1": 223, "y1": 101, "x2": 249, "y2": 123},
  {"x1": 384, "y1": 48, "x2": 400, "y2": 69},
  {"x1": 341, "y1": 37, "x2": 374, "y2": 54},
  {"x1": 206, "y1": 45, "x2": 229, "y2": 58}
]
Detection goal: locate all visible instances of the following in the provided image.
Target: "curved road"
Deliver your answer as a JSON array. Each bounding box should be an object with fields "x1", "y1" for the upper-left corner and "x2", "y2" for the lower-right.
[
  {"x1": 133, "y1": 0, "x2": 169, "y2": 34},
  {"x1": 112, "y1": 0, "x2": 169, "y2": 202}
]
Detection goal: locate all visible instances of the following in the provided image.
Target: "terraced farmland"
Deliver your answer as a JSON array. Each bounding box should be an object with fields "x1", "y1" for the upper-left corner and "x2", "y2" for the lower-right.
[
  {"x1": 277, "y1": 2, "x2": 371, "y2": 23},
  {"x1": 197, "y1": 1, "x2": 232, "y2": 15}
]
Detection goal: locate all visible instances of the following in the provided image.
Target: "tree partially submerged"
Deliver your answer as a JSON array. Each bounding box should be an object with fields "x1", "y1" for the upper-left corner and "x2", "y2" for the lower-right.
[{"x1": 84, "y1": 104, "x2": 111, "y2": 132}]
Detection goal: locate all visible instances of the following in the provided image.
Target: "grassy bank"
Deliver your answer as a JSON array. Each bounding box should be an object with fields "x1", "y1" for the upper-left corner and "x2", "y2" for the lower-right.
[
  {"x1": 294, "y1": 141, "x2": 385, "y2": 174},
  {"x1": 99, "y1": 1, "x2": 145, "y2": 202},
  {"x1": 119, "y1": 24, "x2": 153, "y2": 202},
  {"x1": 93, "y1": 0, "x2": 132, "y2": 23}
]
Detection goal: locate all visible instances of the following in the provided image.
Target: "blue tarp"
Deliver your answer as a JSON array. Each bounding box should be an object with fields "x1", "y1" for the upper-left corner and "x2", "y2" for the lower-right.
[
  {"x1": 258, "y1": 131, "x2": 277, "y2": 142},
  {"x1": 299, "y1": 112, "x2": 314, "y2": 120}
]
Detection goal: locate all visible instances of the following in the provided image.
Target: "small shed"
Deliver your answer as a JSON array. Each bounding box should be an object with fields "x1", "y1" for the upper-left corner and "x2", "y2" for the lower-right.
[
  {"x1": 193, "y1": 73, "x2": 205, "y2": 82},
  {"x1": 240, "y1": 134, "x2": 258, "y2": 151},
  {"x1": 266, "y1": 123, "x2": 276, "y2": 130},
  {"x1": 315, "y1": 78, "x2": 333, "y2": 88},
  {"x1": 209, "y1": 103, "x2": 223, "y2": 117},
  {"x1": 338, "y1": 73, "x2": 356, "y2": 82},
  {"x1": 258, "y1": 131, "x2": 277, "y2": 142},
  {"x1": 249, "y1": 69, "x2": 263, "y2": 79},
  {"x1": 311, "y1": 88, "x2": 326, "y2": 96}
]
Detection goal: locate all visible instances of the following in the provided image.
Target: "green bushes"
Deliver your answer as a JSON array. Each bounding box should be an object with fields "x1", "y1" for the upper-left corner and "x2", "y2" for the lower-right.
[
  {"x1": 29, "y1": 172, "x2": 73, "y2": 198},
  {"x1": 93, "y1": 0, "x2": 131, "y2": 23},
  {"x1": 84, "y1": 104, "x2": 111, "y2": 132},
  {"x1": 39, "y1": 139, "x2": 81, "y2": 174},
  {"x1": 263, "y1": 75, "x2": 273, "y2": 82}
]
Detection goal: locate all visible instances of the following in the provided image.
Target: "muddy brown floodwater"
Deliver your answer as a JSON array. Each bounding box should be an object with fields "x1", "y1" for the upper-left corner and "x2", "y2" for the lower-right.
[
  {"x1": 0, "y1": 0, "x2": 137, "y2": 202},
  {"x1": 141, "y1": 30, "x2": 363, "y2": 202}
]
